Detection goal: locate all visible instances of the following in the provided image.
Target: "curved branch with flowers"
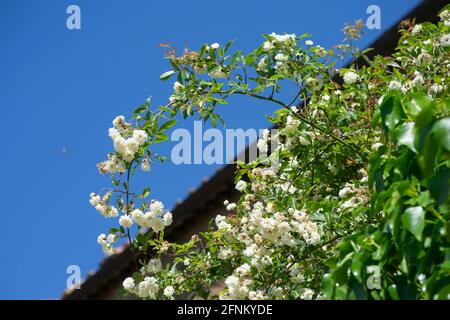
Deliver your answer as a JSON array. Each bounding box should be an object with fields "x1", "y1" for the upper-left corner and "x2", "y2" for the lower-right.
[{"x1": 90, "y1": 6, "x2": 450, "y2": 300}]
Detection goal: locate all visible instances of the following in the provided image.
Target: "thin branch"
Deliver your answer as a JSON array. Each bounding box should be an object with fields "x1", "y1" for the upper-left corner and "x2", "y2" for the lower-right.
[
  {"x1": 124, "y1": 162, "x2": 139, "y2": 270},
  {"x1": 228, "y1": 90, "x2": 364, "y2": 158}
]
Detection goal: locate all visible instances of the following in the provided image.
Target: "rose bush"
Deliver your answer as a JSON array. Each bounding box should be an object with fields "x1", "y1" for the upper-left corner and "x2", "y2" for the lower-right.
[{"x1": 90, "y1": 6, "x2": 450, "y2": 300}]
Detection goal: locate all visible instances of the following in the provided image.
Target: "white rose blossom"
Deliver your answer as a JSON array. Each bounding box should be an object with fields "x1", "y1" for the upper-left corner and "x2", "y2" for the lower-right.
[
  {"x1": 235, "y1": 180, "x2": 247, "y2": 192},
  {"x1": 343, "y1": 70, "x2": 359, "y2": 85},
  {"x1": 119, "y1": 215, "x2": 133, "y2": 228}
]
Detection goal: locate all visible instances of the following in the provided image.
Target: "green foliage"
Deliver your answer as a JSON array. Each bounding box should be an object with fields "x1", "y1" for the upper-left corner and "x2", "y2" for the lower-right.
[
  {"x1": 93, "y1": 5, "x2": 450, "y2": 300},
  {"x1": 326, "y1": 86, "x2": 450, "y2": 299}
]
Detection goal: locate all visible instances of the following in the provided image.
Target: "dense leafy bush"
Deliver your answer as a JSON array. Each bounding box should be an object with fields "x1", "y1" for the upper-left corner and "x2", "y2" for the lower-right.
[{"x1": 90, "y1": 6, "x2": 450, "y2": 299}]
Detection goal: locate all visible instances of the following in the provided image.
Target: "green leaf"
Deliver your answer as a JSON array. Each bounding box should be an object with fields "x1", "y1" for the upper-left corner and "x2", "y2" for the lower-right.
[
  {"x1": 395, "y1": 122, "x2": 417, "y2": 152},
  {"x1": 159, "y1": 119, "x2": 177, "y2": 132},
  {"x1": 439, "y1": 261, "x2": 450, "y2": 270},
  {"x1": 209, "y1": 97, "x2": 228, "y2": 104},
  {"x1": 437, "y1": 284, "x2": 450, "y2": 300},
  {"x1": 245, "y1": 54, "x2": 254, "y2": 66},
  {"x1": 431, "y1": 118, "x2": 450, "y2": 151},
  {"x1": 419, "y1": 134, "x2": 440, "y2": 177},
  {"x1": 413, "y1": 99, "x2": 435, "y2": 153},
  {"x1": 405, "y1": 93, "x2": 432, "y2": 117},
  {"x1": 350, "y1": 252, "x2": 364, "y2": 282},
  {"x1": 296, "y1": 33, "x2": 312, "y2": 40},
  {"x1": 141, "y1": 188, "x2": 151, "y2": 198},
  {"x1": 402, "y1": 206, "x2": 425, "y2": 241},
  {"x1": 133, "y1": 105, "x2": 147, "y2": 115},
  {"x1": 387, "y1": 284, "x2": 400, "y2": 300},
  {"x1": 269, "y1": 74, "x2": 285, "y2": 80},
  {"x1": 160, "y1": 70, "x2": 175, "y2": 80},
  {"x1": 379, "y1": 93, "x2": 405, "y2": 132},
  {"x1": 429, "y1": 168, "x2": 450, "y2": 206},
  {"x1": 223, "y1": 39, "x2": 235, "y2": 54},
  {"x1": 109, "y1": 227, "x2": 120, "y2": 234},
  {"x1": 155, "y1": 133, "x2": 169, "y2": 143},
  {"x1": 209, "y1": 48, "x2": 217, "y2": 61},
  {"x1": 321, "y1": 273, "x2": 335, "y2": 299}
]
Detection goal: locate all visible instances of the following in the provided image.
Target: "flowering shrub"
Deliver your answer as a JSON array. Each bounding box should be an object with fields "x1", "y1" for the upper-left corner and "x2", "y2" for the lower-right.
[{"x1": 90, "y1": 6, "x2": 450, "y2": 300}]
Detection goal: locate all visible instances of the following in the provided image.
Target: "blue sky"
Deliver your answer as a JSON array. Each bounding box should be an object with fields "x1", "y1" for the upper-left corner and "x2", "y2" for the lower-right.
[{"x1": 0, "y1": 0, "x2": 421, "y2": 299}]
